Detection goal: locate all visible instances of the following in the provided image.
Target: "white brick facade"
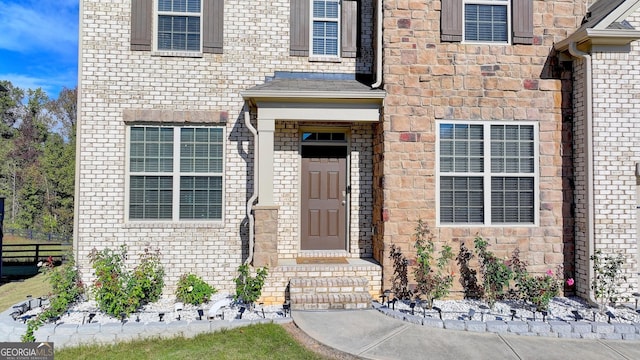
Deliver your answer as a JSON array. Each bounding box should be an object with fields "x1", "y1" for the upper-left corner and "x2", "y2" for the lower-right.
[
  {"x1": 572, "y1": 11, "x2": 640, "y2": 299},
  {"x1": 77, "y1": 0, "x2": 377, "y2": 296}
]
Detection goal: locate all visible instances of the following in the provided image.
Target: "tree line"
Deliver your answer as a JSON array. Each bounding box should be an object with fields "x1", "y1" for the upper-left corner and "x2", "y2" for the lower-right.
[{"x1": 0, "y1": 80, "x2": 76, "y2": 237}]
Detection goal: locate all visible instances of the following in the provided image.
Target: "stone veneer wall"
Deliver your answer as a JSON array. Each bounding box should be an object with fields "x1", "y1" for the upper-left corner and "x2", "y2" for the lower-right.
[
  {"x1": 374, "y1": 0, "x2": 584, "y2": 295},
  {"x1": 77, "y1": 0, "x2": 375, "y2": 295},
  {"x1": 573, "y1": 11, "x2": 640, "y2": 299}
]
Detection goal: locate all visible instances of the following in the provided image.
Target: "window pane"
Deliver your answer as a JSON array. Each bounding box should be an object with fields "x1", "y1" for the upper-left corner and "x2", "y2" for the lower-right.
[
  {"x1": 440, "y1": 176, "x2": 484, "y2": 223},
  {"x1": 491, "y1": 177, "x2": 534, "y2": 223},
  {"x1": 157, "y1": 15, "x2": 200, "y2": 51},
  {"x1": 464, "y1": 4, "x2": 508, "y2": 42},
  {"x1": 180, "y1": 176, "x2": 222, "y2": 219},
  {"x1": 491, "y1": 125, "x2": 534, "y2": 174},
  {"x1": 129, "y1": 176, "x2": 173, "y2": 219},
  {"x1": 130, "y1": 127, "x2": 173, "y2": 173},
  {"x1": 180, "y1": 128, "x2": 224, "y2": 173}
]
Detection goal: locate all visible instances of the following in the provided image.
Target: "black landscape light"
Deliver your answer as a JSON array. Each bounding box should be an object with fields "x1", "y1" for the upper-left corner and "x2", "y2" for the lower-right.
[
  {"x1": 510, "y1": 309, "x2": 517, "y2": 321},
  {"x1": 432, "y1": 306, "x2": 442, "y2": 320},
  {"x1": 158, "y1": 313, "x2": 165, "y2": 322},
  {"x1": 409, "y1": 301, "x2": 416, "y2": 315},
  {"x1": 88, "y1": 313, "x2": 96, "y2": 323},
  {"x1": 197, "y1": 309, "x2": 204, "y2": 320}
]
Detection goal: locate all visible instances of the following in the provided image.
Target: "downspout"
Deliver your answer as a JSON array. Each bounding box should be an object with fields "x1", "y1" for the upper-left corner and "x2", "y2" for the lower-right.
[
  {"x1": 74, "y1": 2, "x2": 84, "y2": 265},
  {"x1": 568, "y1": 42, "x2": 597, "y2": 304},
  {"x1": 371, "y1": 0, "x2": 383, "y2": 89},
  {"x1": 244, "y1": 103, "x2": 258, "y2": 265}
]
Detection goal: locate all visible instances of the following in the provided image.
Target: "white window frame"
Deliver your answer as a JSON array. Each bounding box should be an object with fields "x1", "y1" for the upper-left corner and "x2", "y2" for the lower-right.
[
  {"x1": 462, "y1": 0, "x2": 511, "y2": 45},
  {"x1": 154, "y1": 0, "x2": 203, "y2": 53},
  {"x1": 125, "y1": 125, "x2": 225, "y2": 222},
  {"x1": 436, "y1": 120, "x2": 539, "y2": 227},
  {"x1": 310, "y1": 0, "x2": 341, "y2": 58}
]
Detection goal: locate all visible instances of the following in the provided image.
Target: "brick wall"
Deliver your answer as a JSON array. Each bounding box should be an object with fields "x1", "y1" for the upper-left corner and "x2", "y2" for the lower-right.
[
  {"x1": 575, "y1": 11, "x2": 640, "y2": 298},
  {"x1": 77, "y1": 0, "x2": 375, "y2": 295},
  {"x1": 375, "y1": 0, "x2": 584, "y2": 295}
]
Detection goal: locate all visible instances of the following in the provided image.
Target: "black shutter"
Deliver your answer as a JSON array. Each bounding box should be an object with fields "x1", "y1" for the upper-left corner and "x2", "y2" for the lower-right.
[
  {"x1": 441, "y1": 0, "x2": 462, "y2": 42},
  {"x1": 512, "y1": 0, "x2": 533, "y2": 44},
  {"x1": 341, "y1": 0, "x2": 358, "y2": 58},
  {"x1": 203, "y1": 0, "x2": 224, "y2": 54},
  {"x1": 131, "y1": 0, "x2": 152, "y2": 51},
  {"x1": 290, "y1": 0, "x2": 310, "y2": 56}
]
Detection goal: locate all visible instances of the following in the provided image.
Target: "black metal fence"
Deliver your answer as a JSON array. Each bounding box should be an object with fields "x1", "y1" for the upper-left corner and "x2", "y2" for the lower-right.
[{"x1": 3, "y1": 228, "x2": 72, "y2": 244}]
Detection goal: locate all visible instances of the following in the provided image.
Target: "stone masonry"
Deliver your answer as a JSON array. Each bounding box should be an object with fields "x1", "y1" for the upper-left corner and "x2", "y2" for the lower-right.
[{"x1": 374, "y1": 0, "x2": 586, "y2": 295}]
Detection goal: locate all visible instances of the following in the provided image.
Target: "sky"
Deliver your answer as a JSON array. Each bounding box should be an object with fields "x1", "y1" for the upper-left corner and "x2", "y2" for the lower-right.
[{"x1": 0, "y1": 0, "x2": 78, "y2": 99}]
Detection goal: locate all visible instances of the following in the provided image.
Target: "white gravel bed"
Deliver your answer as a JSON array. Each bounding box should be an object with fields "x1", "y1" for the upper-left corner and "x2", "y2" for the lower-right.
[
  {"x1": 21, "y1": 293, "x2": 287, "y2": 325},
  {"x1": 385, "y1": 296, "x2": 640, "y2": 324}
]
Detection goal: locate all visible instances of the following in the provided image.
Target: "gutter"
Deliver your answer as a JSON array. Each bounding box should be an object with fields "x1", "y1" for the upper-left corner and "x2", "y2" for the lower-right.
[
  {"x1": 74, "y1": 3, "x2": 84, "y2": 264},
  {"x1": 567, "y1": 42, "x2": 597, "y2": 305},
  {"x1": 371, "y1": 0, "x2": 382, "y2": 89},
  {"x1": 243, "y1": 103, "x2": 258, "y2": 265}
]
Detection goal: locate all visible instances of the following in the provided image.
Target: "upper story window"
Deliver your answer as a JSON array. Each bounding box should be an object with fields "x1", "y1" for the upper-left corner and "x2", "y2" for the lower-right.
[
  {"x1": 127, "y1": 126, "x2": 224, "y2": 221},
  {"x1": 157, "y1": 0, "x2": 202, "y2": 52},
  {"x1": 463, "y1": 0, "x2": 509, "y2": 43},
  {"x1": 312, "y1": 0, "x2": 340, "y2": 56},
  {"x1": 437, "y1": 122, "x2": 538, "y2": 225},
  {"x1": 290, "y1": 0, "x2": 358, "y2": 59},
  {"x1": 441, "y1": 0, "x2": 533, "y2": 45},
  {"x1": 131, "y1": 0, "x2": 224, "y2": 54}
]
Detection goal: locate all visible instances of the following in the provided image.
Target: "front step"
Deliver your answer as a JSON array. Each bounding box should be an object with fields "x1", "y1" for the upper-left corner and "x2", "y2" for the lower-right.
[{"x1": 289, "y1": 277, "x2": 371, "y2": 310}]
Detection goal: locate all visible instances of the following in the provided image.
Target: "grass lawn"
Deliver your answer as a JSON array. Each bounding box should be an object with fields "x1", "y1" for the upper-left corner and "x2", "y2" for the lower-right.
[
  {"x1": 0, "y1": 272, "x2": 51, "y2": 311},
  {"x1": 56, "y1": 323, "x2": 328, "y2": 360}
]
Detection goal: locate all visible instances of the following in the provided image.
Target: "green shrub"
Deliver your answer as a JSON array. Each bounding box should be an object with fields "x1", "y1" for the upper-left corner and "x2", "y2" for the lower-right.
[
  {"x1": 413, "y1": 220, "x2": 454, "y2": 308},
  {"x1": 22, "y1": 255, "x2": 84, "y2": 342},
  {"x1": 474, "y1": 236, "x2": 513, "y2": 308},
  {"x1": 176, "y1": 273, "x2": 217, "y2": 305},
  {"x1": 591, "y1": 249, "x2": 630, "y2": 311},
  {"x1": 234, "y1": 264, "x2": 268, "y2": 307},
  {"x1": 89, "y1": 246, "x2": 164, "y2": 317}
]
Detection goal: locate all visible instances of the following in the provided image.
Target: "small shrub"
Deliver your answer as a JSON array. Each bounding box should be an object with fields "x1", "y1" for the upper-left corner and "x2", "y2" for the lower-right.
[
  {"x1": 389, "y1": 244, "x2": 412, "y2": 300},
  {"x1": 127, "y1": 248, "x2": 165, "y2": 309},
  {"x1": 474, "y1": 236, "x2": 512, "y2": 308},
  {"x1": 234, "y1": 264, "x2": 268, "y2": 307},
  {"x1": 89, "y1": 246, "x2": 164, "y2": 317},
  {"x1": 413, "y1": 220, "x2": 454, "y2": 307},
  {"x1": 23, "y1": 255, "x2": 84, "y2": 342},
  {"x1": 591, "y1": 250, "x2": 630, "y2": 311},
  {"x1": 456, "y1": 241, "x2": 483, "y2": 299},
  {"x1": 514, "y1": 267, "x2": 561, "y2": 312},
  {"x1": 176, "y1": 273, "x2": 217, "y2": 305}
]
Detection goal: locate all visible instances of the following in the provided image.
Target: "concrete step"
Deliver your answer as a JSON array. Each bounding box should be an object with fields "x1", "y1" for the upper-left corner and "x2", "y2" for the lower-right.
[{"x1": 289, "y1": 277, "x2": 371, "y2": 310}]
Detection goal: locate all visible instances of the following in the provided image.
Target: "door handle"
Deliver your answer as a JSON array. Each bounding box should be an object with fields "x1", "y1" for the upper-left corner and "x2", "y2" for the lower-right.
[{"x1": 341, "y1": 200, "x2": 346, "y2": 206}]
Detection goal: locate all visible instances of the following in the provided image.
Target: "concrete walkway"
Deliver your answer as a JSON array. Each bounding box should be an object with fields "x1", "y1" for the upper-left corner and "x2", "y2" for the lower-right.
[{"x1": 292, "y1": 309, "x2": 640, "y2": 360}]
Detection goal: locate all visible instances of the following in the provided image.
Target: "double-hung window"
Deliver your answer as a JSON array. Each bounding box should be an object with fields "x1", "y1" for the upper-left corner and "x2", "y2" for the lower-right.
[
  {"x1": 463, "y1": 0, "x2": 509, "y2": 43},
  {"x1": 128, "y1": 126, "x2": 224, "y2": 221},
  {"x1": 441, "y1": 0, "x2": 533, "y2": 45},
  {"x1": 289, "y1": 0, "x2": 357, "y2": 58},
  {"x1": 157, "y1": 0, "x2": 202, "y2": 52},
  {"x1": 437, "y1": 122, "x2": 537, "y2": 225},
  {"x1": 312, "y1": 0, "x2": 340, "y2": 56}
]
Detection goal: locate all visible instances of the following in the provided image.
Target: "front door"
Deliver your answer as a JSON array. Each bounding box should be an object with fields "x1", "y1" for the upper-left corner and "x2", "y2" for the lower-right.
[{"x1": 301, "y1": 157, "x2": 347, "y2": 250}]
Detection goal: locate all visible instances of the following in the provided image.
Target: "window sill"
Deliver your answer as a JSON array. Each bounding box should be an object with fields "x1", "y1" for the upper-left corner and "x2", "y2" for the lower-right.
[
  {"x1": 308, "y1": 56, "x2": 342, "y2": 63},
  {"x1": 152, "y1": 50, "x2": 203, "y2": 58}
]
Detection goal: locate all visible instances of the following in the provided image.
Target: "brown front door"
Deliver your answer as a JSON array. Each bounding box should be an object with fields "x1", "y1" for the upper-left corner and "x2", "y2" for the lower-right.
[{"x1": 301, "y1": 157, "x2": 346, "y2": 250}]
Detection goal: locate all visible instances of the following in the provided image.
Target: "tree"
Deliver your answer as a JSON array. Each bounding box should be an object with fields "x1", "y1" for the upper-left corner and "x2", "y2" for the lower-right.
[{"x1": 0, "y1": 81, "x2": 76, "y2": 235}]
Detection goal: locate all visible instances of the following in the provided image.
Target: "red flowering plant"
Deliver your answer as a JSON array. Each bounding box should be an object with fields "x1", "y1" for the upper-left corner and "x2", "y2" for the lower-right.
[{"x1": 514, "y1": 265, "x2": 563, "y2": 312}]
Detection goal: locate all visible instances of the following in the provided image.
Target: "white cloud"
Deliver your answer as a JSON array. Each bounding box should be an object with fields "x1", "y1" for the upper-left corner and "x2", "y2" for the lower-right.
[
  {"x1": 0, "y1": 0, "x2": 78, "y2": 55},
  {"x1": 0, "y1": 72, "x2": 76, "y2": 97}
]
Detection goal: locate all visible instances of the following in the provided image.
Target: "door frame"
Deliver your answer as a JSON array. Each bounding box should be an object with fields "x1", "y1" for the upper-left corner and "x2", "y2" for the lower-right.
[{"x1": 299, "y1": 126, "x2": 351, "y2": 252}]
